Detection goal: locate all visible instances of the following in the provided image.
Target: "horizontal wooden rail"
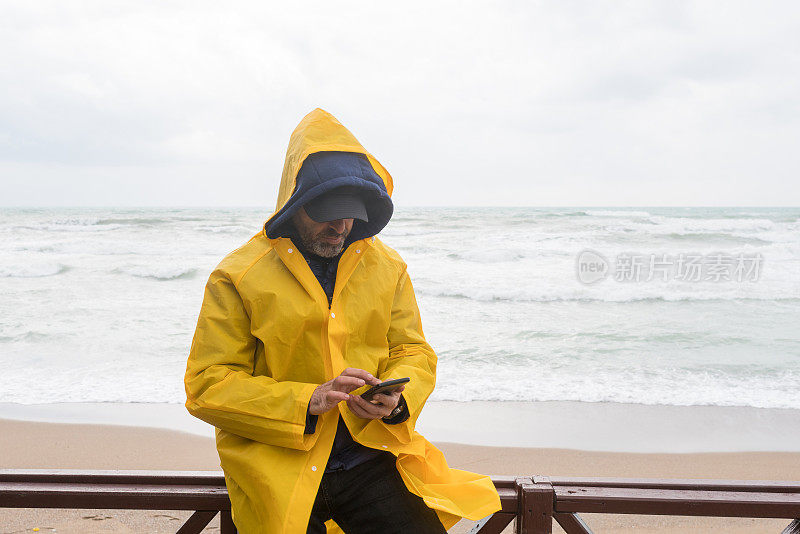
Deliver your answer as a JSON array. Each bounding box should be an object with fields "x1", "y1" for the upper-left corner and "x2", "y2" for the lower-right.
[
  {"x1": 555, "y1": 487, "x2": 800, "y2": 517},
  {"x1": 542, "y1": 476, "x2": 800, "y2": 534},
  {"x1": 1, "y1": 470, "x2": 798, "y2": 534},
  {"x1": 550, "y1": 477, "x2": 800, "y2": 492},
  {"x1": 0, "y1": 470, "x2": 234, "y2": 534}
]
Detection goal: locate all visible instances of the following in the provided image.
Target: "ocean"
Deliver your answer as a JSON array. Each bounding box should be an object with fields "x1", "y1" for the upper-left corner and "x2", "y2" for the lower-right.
[{"x1": 1, "y1": 207, "x2": 798, "y2": 409}]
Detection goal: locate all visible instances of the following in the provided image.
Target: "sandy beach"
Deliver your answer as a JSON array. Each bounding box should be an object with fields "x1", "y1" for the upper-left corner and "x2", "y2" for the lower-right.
[{"x1": 2, "y1": 414, "x2": 799, "y2": 533}]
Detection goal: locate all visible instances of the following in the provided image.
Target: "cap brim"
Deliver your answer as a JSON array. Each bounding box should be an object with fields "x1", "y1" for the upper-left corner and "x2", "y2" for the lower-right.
[{"x1": 304, "y1": 193, "x2": 369, "y2": 223}]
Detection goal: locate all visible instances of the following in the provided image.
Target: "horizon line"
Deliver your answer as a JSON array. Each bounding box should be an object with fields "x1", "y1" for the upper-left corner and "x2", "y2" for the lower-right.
[{"x1": 1, "y1": 205, "x2": 799, "y2": 210}]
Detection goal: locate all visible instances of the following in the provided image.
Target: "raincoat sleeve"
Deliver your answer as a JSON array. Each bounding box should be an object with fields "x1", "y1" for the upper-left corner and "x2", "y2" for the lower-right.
[
  {"x1": 376, "y1": 265, "x2": 437, "y2": 443},
  {"x1": 184, "y1": 270, "x2": 319, "y2": 450}
]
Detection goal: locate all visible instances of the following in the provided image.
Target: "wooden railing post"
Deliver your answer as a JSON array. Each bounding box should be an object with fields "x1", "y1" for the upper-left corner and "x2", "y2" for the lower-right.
[
  {"x1": 516, "y1": 476, "x2": 554, "y2": 534},
  {"x1": 781, "y1": 518, "x2": 800, "y2": 534},
  {"x1": 220, "y1": 510, "x2": 237, "y2": 534},
  {"x1": 176, "y1": 510, "x2": 217, "y2": 534}
]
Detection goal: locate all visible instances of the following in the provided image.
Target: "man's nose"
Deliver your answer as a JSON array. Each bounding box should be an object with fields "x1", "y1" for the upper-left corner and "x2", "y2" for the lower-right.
[{"x1": 327, "y1": 219, "x2": 346, "y2": 233}]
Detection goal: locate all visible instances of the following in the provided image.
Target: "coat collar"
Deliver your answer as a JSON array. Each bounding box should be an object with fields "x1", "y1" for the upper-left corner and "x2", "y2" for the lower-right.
[{"x1": 270, "y1": 236, "x2": 375, "y2": 309}]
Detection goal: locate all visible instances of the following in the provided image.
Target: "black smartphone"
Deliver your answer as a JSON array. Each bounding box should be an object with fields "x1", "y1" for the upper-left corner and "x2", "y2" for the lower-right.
[{"x1": 360, "y1": 377, "x2": 410, "y2": 401}]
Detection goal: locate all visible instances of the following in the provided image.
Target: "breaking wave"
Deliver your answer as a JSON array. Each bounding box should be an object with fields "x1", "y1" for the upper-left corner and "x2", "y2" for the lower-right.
[
  {"x1": 586, "y1": 210, "x2": 651, "y2": 217},
  {"x1": 113, "y1": 265, "x2": 198, "y2": 281},
  {"x1": 0, "y1": 263, "x2": 70, "y2": 278}
]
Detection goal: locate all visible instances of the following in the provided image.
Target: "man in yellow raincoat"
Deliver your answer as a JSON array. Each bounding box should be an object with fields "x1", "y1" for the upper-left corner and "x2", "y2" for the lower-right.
[{"x1": 184, "y1": 108, "x2": 500, "y2": 533}]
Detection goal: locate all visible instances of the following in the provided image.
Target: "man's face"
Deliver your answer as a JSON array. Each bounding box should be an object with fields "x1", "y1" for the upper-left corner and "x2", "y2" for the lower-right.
[{"x1": 291, "y1": 207, "x2": 354, "y2": 258}]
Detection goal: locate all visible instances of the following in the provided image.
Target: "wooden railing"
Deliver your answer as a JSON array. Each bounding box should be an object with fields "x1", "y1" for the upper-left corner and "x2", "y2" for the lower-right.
[
  {"x1": 1, "y1": 470, "x2": 798, "y2": 533},
  {"x1": 0, "y1": 470, "x2": 235, "y2": 533},
  {"x1": 481, "y1": 476, "x2": 800, "y2": 534}
]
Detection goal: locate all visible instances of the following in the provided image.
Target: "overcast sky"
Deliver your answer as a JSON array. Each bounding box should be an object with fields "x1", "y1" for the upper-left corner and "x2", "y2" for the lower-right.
[{"x1": 2, "y1": 1, "x2": 800, "y2": 207}]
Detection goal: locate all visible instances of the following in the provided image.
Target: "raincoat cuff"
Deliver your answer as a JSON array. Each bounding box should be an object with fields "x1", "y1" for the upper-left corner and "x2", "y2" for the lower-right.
[
  {"x1": 304, "y1": 406, "x2": 318, "y2": 434},
  {"x1": 381, "y1": 395, "x2": 409, "y2": 425}
]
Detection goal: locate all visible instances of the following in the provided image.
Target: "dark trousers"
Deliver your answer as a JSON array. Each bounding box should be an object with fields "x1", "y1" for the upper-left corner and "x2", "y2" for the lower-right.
[{"x1": 306, "y1": 452, "x2": 447, "y2": 534}]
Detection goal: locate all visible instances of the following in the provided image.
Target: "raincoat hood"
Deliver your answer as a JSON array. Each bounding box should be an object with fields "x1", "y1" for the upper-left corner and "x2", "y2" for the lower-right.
[{"x1": 264, "y1": 108, "x2": 394, "y2": 242}]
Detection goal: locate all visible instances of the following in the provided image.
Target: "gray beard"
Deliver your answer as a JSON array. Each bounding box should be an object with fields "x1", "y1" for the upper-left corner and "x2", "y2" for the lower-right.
[
  {"x1": 305, "y1": 239, "x2": 344, "y2": 258},
  {"x1": 294, "y1": 224, "x2": 348, "y2": 258}
]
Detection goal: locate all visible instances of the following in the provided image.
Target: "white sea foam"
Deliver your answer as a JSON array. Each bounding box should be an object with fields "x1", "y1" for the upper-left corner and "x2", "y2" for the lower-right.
[
  {"x1": 431, "y1": 363, "x2": 800, "y2": 410},
  {"x1": 114, "y1": 265, "x2": 199, "y2": 281},
  {"x1": 642, "y1": 216, "x2": 776, "y2": 233},
  {"x1": 585, "y1": 210, "x2": 651, "y2": 217},
  {"x1": 0, "y1": 331, "x2": 52, "y2": 343},
  {"x1": 51, "y1": 216, "x2": 101, "y2": 226},
  {"x1": 193, "y1": 224, "x2": 254, "y2": 234},
  {"x1": 416, "y1": 287, "x2": 800, "y2": 303},
  {"x1": 0, "y1": 206, "x2": 798, "y2": 408},
  {"x1": 0, "y1": 263, "x2": 69, "y2": 278}
]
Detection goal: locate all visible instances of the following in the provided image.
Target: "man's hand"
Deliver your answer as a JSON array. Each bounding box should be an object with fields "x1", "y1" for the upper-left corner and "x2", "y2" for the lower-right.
[
  {"x1": 346, "y1": 385, "x2": 405, "y2": 420},
  {"x1": 308, "y1": 368, "x2": 380, "y2": 416}
]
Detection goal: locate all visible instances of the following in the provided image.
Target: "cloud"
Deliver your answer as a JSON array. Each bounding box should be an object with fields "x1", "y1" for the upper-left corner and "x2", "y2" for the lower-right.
[{"x1": 1, "y1": 0, "x2": 799, "y2": 206}]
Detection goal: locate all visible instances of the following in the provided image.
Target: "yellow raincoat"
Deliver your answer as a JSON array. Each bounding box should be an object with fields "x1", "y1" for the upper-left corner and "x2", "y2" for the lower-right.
[{"x1": 184, "y1": 108, "x2": 501, "y2": 533}]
